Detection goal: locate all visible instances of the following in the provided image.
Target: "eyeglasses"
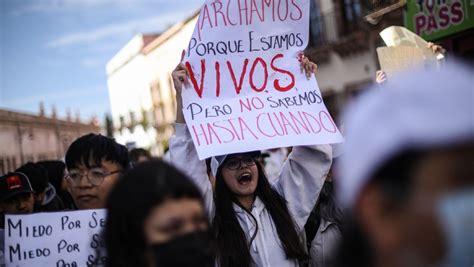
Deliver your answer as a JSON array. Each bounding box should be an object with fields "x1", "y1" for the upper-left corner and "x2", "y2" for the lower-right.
[
  {"x1": 223, "y1": 157, "x2": 256, "y2": 170},
  {"x1": 65, "y1": 168, "x2": 121, "y2": 187}
]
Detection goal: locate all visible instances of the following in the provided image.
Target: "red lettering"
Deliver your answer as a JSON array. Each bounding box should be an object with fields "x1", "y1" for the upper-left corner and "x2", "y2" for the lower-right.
[
  {"x1": 250, "y1": 0, "x2": 264, "y2": 24},
  {"x1": 302, "y1": 112, "x2": 321, "y2": 133},
  {"x1": 270, "y1": 112, "x2": 285, "y2": 135},
  {"x1": 249, "y1": 57, "x2": 268, "y2": 92},
  {"x1": 438, "y1": 5, "x2": 450, "y2": 28},
  {"x1": 426, "y1": 15, "x2": 438, "y2": 33},
  {"x1": 271, "y1": 53, "x2": 295, "y2": 92},
  {"x1": 239, "y1": 97, "x2": 265, "y2": 112},
  {"x1": 256, "y1": 113, "x2": 277, "y2": 138},
  {"x1": 207, "y1": 123, "x2": 222, "y2": 144},
  {"x1": 251, "y1": 97, "x2": 265, "y2": 109},
  {"x1": 186, "y1": 60, "x2": 206, "y2": 98},
  {"x1": 279, "y1": 111, "x2": 299, "y2": 134},
  {"x1": 289, "y1": 111, "x2": 311, "y2": 134},
  {"x1": 319, "y1": 111, "x2": 337, "y2": 133},
  {"x1": 237, "y1": 0, "x2": 249, "y2": 25},
  {"x1": 238, "y1": 117, "x2": 259, "y2": 140},
  {"x1": 262, "y1": 0, "x2": 275, "y2": 22},
  {"x1": 227, "y1": 119, "x2": 242, "y2": 140},
  {"x1": 239, "y1": 98, "x2": 252, "y2": 112},
  {"x1": 192, "y1": 124, "x2": 208, "y2": 146},
  {"x1": 227, "y1": 59, "x2": 249, "y2": 95},
  {"x1": 451, "y1": 2, "x2": 463, "y2": 24},
  {"x1": 277, "y1": 0, "x2": 289, "y2": 21},
  {"x1": 290, "y1": 0, "x2": 303, "y2": 21},
  {"x1": 415, "y1": 15, "x2": 426, "y2": 35},
  {"x1": 227, "y1": 0, "x2": 237, "y2": 26},
  {"x1": 211, "y1": 1, "x2": 227, "y2": 27},
  {"x1": 215, "y1": 62, "x2": 221, "y2": 97},
  {"x1": 213, "y1": 121, "x2": 236, "y2": 143},
  {"x1": 198, "y1": 5, "x2": 213, "y2": 41}
]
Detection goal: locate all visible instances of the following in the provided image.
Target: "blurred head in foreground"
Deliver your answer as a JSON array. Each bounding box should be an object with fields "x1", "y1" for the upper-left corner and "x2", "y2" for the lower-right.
[
  {"x1": 337, "y1": 61, "x2": 474, "y2": 267},
  {"x1": 105, "y1": 160, "x2": 214, "y2": 267}
]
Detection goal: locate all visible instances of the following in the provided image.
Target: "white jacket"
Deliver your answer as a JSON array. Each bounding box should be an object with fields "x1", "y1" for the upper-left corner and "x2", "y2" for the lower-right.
[{"x1": 169, "y1": 123, "x2": 332, "y2": 267}]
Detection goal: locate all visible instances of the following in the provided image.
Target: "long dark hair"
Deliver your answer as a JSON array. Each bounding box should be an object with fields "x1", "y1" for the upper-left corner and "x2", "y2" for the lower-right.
[
  {"x1": 105, "y1": 160, "x2": 206, "y2": 267},
  {"x1": 316, "y1": 182, "x2": 344, "y2": 227},
  {"x1": 212, "y1": 161, "x2": 307, "y2": 267}
]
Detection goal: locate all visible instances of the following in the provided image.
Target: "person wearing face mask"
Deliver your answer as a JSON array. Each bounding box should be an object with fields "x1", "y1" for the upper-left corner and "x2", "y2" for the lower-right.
[
  {"x1": 336, "y1": 61, "x2": 474, "y2": 267},
  {"x1": 169, "y1": 56, "x2": 333, "y2": 267},
  {"x1": 105, "y1": 160, "x2": 215, "y2": 267}
]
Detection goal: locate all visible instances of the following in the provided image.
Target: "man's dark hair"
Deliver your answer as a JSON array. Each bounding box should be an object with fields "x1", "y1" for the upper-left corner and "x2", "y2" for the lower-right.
[
  {"x1": 37, "y1": 161, "x2": 66, "y2": 194},
  {"x1": 16, "y1": 162, "x2": 48, "y2": 193},
  {"x1": 65, "y1": 133, "x2": 130, "y2": 170},
  {"x1": 129, "y1": 148, "x2": 152, "y2": 165}
]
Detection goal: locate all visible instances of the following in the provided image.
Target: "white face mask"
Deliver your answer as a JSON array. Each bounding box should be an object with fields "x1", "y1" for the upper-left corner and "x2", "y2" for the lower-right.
[{"x1": 435, "y1": 188, "x2": 474, "y2": 267}]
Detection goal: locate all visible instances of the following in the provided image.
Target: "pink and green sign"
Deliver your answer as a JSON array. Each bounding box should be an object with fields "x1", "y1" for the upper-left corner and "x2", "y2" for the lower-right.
[{"x1": 405, "y1": 0, "x2": 474, "y2": 41}]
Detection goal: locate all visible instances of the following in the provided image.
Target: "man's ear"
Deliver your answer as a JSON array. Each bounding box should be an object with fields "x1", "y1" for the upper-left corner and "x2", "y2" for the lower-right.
[{"x1": 356, "y1": 183, "x2": 405, "y2": 256}]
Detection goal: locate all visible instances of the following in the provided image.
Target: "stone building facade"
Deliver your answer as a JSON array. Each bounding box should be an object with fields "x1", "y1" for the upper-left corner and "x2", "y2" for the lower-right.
[{"x1": 0, "y1": 108, "x2": 100, "y2": 174}]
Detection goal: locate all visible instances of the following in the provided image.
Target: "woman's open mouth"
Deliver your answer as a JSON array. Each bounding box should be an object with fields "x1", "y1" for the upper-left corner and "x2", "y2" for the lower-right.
[{"x1": 237, "y1": 173, "x2": 252, "y2": 185}]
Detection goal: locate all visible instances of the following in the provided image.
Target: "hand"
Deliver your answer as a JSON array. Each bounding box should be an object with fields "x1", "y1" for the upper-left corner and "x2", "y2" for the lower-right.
[
  {"x1": 375, "y1": 70, "x2": 387, "y2": 84},
  {"x1": 299, "y1": 54, "x2": 318, "y2": 80},
  {"x1": 172, "y1": 64, "x2": 189, "y2": 96},
  {"x1": 427, "y1": 42, "x2": 444, "y2": 55},
  {"x1": 172, "y1": 51, "x2": 188, "y2": 123}
]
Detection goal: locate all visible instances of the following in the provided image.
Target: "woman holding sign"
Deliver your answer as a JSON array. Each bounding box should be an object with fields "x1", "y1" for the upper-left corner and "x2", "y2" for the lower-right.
[{"x1": 170, "y1": 57, "x2": 332, "y2": 267}]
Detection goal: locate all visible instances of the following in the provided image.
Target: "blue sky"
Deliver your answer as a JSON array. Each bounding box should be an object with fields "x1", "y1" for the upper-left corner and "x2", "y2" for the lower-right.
[{"x1": 0, "y1": 0, "x2": 202, "y2": 124}]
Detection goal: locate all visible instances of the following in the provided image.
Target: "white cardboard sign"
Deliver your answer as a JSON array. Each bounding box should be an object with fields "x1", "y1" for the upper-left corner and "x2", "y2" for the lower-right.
[
  {"x1": 4, "y1": 210, "x2": 107, "y2": 267},
  {"x1": 182, "y1": 0, "x2": 344, "y2": 159}
]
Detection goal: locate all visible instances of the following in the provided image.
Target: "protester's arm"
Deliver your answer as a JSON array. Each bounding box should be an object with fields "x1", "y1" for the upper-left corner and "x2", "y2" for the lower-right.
[
  {"x1": 271, "y1": 56, "x2": 331, "y2": 230},
  {"x1": 169, "y1": 63, "x2": 215, "y2": 219},
  {"x1": 272, "y1": 144, "x2": 332, "y2": 231}
]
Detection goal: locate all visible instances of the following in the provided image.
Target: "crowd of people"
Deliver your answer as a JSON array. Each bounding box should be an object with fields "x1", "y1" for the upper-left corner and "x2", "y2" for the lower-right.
[{"x1": 0, "y1": 53, "x2": 472, "y2": 267}]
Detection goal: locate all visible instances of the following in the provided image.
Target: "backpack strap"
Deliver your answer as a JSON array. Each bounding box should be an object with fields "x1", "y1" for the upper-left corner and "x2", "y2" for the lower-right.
[{"x1": 304, "y1": 207, "x2": 321, "y2": 253}]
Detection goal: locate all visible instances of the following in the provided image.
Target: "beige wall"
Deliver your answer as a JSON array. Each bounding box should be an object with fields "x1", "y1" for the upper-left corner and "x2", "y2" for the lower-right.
[{"x1": 0, "y1": 109, "x2": 99, "y2": 174}]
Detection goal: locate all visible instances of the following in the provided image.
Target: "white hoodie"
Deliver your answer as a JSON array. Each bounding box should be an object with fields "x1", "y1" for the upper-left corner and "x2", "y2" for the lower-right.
[{"x1": 169, "y1": 123, "x2": 332, "y2": 267}]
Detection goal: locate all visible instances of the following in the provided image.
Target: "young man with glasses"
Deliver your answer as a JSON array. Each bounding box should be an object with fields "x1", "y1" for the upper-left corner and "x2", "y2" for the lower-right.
[{"x1": 64, "y1": 133, "x2": 129, "y2": 210}]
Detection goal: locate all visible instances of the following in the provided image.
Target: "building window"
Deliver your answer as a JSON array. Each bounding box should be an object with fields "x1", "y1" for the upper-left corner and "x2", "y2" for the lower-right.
[
  {"x1": 0, "y1": 158, "x2": 4, "y2": 174},
  {"x1": 341, "y1": 0, "x2": 361, "y2": 34},
  {"x1": 309, "y1": 0, "x2": 324, "y2": 47},
  {"x1": 6, "y1": 158, "x2": 11, "y2": 172}
]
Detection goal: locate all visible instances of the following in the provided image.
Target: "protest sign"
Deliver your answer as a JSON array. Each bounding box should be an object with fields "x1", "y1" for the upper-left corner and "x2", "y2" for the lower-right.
[
  {"x1": 4, "y1": 210, "x2": 107, "y2": 267},
  {"x1": 377, "y1": 26, "x2": 441, "y2": 79},
  {"x1": 376, "y1": 46, "x2": 426, "y2": 78},
  {"x1": 380, "y1": 26, "x2": 443, "y2": 60},
  {"x1": 182, "y1": 0, "x2": 343, "y2": 159}
]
